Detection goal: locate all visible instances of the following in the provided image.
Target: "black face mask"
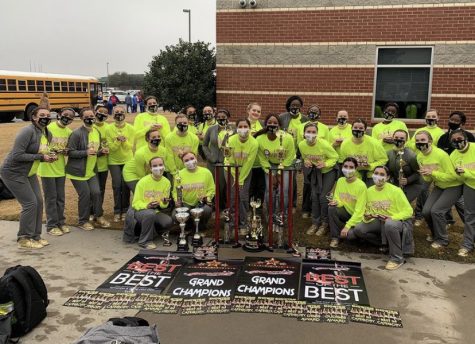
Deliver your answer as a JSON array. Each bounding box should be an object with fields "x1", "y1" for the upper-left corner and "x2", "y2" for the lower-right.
[
  {"x1": 217, "y1": 118, "x2": 227, "y2": 127},
  {"x1": 150, "y1": 138, "x2": 161, "y2": 147},
  {"x1": 114, "y1": 114, "x2": 125, "y2": 122},
  {"x1": 383, "y1": 111, "x2": 395, "y2": 121},
  {"x1": 203, "y1": 113, "x2": 214, "y2": 121},
  {"x1": 147, "y1": 105, "x2": 158, "y2": 113},
  {"x1": 187, "y1": 113, "x2": 196, "y2": 121},
  {"x1": 448, "y1": 122, "x2": 460, "y2": 131},
  {"x1": 451, "y1": 139, "x2": 467, "y2": 151},
  {"x1": 289, "y1": 108, "x2": 300, "y2": 116},
  {"x1": 426, "y1": 119, "x2": 437, "y2": 127},
  {"x1": 352, "y1": 129, "x2": 364, "y2": 138},
  {"x1": 176, "y1": 123, "x2": 188, "y2": 132},
  {"x1": 38, "y1": 117, "x2": 51, "y2": 127},
  {"x1": 394, "y1": 139, "x2": 405, "y2": 149},
  {"x1": 83, "y1": 118, "x2": 95, "y2": 126},
  {"x1": 95, "y1": 113, "x2": 108, "y2": 122},
  {"x1": 267, "y1": 125, "x2": 279, "y2": 134},
  {"x1": 60, "y1": 116, "x2": 73, "y2": 126},
  {"x1": 308, "y1": 112, "x2": 320, "y2": 121},
  {"x1": 337, "y1": 118, "x2": 347, "y2": 125},
  {"x1": 415, "y1": 142, "x2": 429, "y2": 152}
]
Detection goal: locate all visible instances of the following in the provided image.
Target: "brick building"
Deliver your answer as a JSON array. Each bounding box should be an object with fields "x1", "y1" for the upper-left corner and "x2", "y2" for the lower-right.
[{"x1": 215, "y1": 0, "x2": 475, "y2": 128}]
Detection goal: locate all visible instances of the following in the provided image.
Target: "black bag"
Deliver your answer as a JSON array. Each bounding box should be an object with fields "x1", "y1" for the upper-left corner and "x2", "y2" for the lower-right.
[
  {"x1": 0, "y1": 178, "x2": 14, "y2": 200},
  {"x1": 0, "y1": 266, "x2": 49, "y2": 338}
]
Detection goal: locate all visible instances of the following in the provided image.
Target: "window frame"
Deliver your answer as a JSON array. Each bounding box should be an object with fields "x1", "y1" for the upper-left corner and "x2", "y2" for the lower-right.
[
  {"x1": 7, "y1": 79, "x2": 17, "y2": 92},
  {"x1": 53, "y1": 81, "x2": 61, "y2": 92},
  {"x1": 27, "y1": 80, "x2": 36, "y2": 92},
  {"x1": 372, "y1": 46, "x2": 434, "y2": 124},
  {"x1": 18, "y1": 80, "x2": 27, "y2": 91},
  {"x1": 45, "y1": 80, "x2": 53, "y2": 92}
]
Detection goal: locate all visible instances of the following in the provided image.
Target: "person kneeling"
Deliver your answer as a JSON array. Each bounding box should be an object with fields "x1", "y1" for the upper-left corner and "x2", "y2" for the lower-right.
[
  {"x1": 351, "y1": 166, "x2": 414, "y2": 271},
  {"x1": 123, "y1": 157, "x2": 173, "y2": 249}
]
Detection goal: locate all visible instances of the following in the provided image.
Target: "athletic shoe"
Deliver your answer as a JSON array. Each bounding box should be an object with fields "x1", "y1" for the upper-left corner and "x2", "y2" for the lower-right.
[
  {"x1": 329, "y1": 239, "x2": 339, "y2": 248},
  {"x1": 414, "y1": 219, "x2": 423, "y2": 227},
  {"x1": 426, "y1": 234, "x2": 434, "y2": 243},
  {"x1": 18, "y1": 238, "x2": 43, "y2": 249},
  {"x1": 113, "y1": 214, "x2": 121, "y2": 223},
  {"x1": 143, "y1": 242, "x2": 157, "y2": 250},
  {"x1": 60, "y1": 225, "x2": 71, "y2": 234},
  {"x1": 316, "y1": 223, "x2": 329, "y2": 236},
  {"x1": 47, "y1": 227, "x2": 64, "y2": 236},
  {"x1": 306, "y1": 224, "x2": 318, "y2": 235},
  {"x1": 301, "y1": 212, "x2": 311, "y2": 219},
  {"x1": 385, "y1": 260, "x2": 404, "y2": 271},
  {"x1": 458, "y1": 248, "x2": 470, "y2": 257},
  {"x1": 89, "y1": 215, "x2": 95, "y2": 222},
  {"x1": 431, "y1": 242, "x2": 444, "y2": 249},
  {"x1": 79, "y1": 222, "x2": 95, "y2": 231},
  {"x1": 36, "y1": 238, "x2": 49, "y2": 246},
  {"x1": 96, "y1": 217, "x2": 111, "y2": 228}
]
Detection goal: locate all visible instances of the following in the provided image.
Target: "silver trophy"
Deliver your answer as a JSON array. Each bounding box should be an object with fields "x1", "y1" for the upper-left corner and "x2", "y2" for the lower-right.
[
  {"x1": 243, "y1": 198, "x2": 265, "y2": 252},
  {"x1": 273, "y1": 212, "x2": 285, "y2": 249},
  {"x1": 175, "y1": 207, "x2": 190, "y2": 252},
  {"x1": 190, "y1": 207, "x2": 204, "y2": 247},
  {"x1": 222, "y1": 208, "x2": 232, "y2": 244}
]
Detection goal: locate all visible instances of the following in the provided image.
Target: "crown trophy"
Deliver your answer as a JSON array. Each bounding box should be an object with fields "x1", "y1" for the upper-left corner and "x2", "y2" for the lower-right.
[
  {"x1": 243, "y1": 197, "x2": 265, "y2": 252},
  {"x1": 175, "y1": 207, "x2": 190, "y2": 252},
  {"x1": 190, "y1": 207, "x2": 204, "y2": 248}
]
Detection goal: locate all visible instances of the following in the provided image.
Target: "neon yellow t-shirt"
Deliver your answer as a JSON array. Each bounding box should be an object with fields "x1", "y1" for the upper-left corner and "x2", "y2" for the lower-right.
[
  {"x1": 296, "y1": 121, "x2": 330, "y2": 144},
  {"x1": 172, "y1": 167, "x2": 215, "y2": 206},
  {"x1": 417, "y1": 146, "x2": 461, "y2": 189},
  {"x1": 407, "y1": 126, "x2": 445, "y2": 151},
  {"x1": 93, "y1": 122, "x2": 109, "y2": 172},
  {"x1": 106, "y1": 122, "x2": 135, "y2": 165},
  {"x1": 164, "y1": 131, "x2": 199, "y2": 174},
  {"x1": 132, "y1": 174, "x2": 171, "y2": 211},
  {"x1": 134, "y1": 144, "x2": 172, "y2": 178},
  {"x1": 38, "y1": 122, "x2": 72, "y2": 177},
  {"x1": 450, "y1": 143, "x2": 475, "y2": 190},
  {"x1": 364, "y1": 182, "x2": 413, "y2": 222},
  {"x1": 298, "y1": 137, "x2": 338, "y2": 174},
  {"x1": 329, "y1": 124, "x2": 352, "y2": 156},
  {"x1": 66, "y1": 129, "x2": 100, "y2": 181},
  {"x1": 29, "y1": 134, "x2": 48, "y2": 177},
  {"x1": 333, "y1": 177, "x2": 367, "y2": 228},
  {"x1": 133, "y1": 112, "x2": 171, "y2": 150},
  {"x1": 339, "y1": 135, "x2": 388, "y2": 177},
  {"x1": 371, "y1": 120, "x2": 408, "y2": 151},
  {"x1": 123, "y1": 159, "x2": 139, "y2": 182},
  {"x1": 224, "y1": 134, "x2": 258, "y2": 185}
]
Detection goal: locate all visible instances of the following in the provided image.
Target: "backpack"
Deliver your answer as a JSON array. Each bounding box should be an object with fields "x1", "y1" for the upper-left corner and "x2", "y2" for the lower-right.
[{"x1": 0, "y1": 266, "x2": 49, "y2": 339}]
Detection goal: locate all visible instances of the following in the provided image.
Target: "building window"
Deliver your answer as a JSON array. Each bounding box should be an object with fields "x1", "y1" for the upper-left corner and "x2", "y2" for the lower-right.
[
  {"x1": 18, "y1": 80, "x2": 27, "y2": 91},
  {"x1": 27, "y1": 80, "x2": 36, "y2": 92},
  {"x1": 373, "y1": 47, "x2": 433, "y2": 120},
  {"x1": 45, "y1": 81, "x2": 53, "y2": 92},
  {"x1": 7, "y1": 79, "x2": 17, "y2": 92}
]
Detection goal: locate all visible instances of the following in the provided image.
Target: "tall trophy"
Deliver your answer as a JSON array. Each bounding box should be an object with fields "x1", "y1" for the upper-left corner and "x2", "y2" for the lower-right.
[
  {"x1": 222, "y1": 209, "x2": 232, "y2": 245},
  {"x1": 398, "y1": 150, "x2": 405, "y2": 190},
  {"x1": 273, "y1": 212, "x2": 286, "y2": 250},
  {"x1": 190, "y1": 207, "x2": 204, "y2": 248},
  {"x1": 243, "y1": 197, "x2": 265, "y2": 252},
  {"x1": 277, "y1": 132, "x2": 285, "y2": 170},
  {"x1": 175, "y1": 207, "x2": 190, "y2": 252}
]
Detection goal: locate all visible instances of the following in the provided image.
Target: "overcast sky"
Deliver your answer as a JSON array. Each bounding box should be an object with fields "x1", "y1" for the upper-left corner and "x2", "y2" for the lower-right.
[{"x1": 0, "y1": 0, "x2": 216, "y2": 77}]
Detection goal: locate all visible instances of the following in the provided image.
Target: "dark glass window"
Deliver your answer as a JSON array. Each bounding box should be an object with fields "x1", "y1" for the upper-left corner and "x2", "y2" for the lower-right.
[
  {"x1": 7, "y1": 79, "x2": 17, "y2": 92},
  {"x1": 53, "y1": 82, "x2": 61, "y2": 92},
  {"x1": 37, "y1": 80, "x2": 44, "y2": 92},
  {"x1": 68, "y1": 82, "x2": 75, "y2": 92},
  {"x1": 27, "y1": 80, "x2": 36, "y2": 91},
  {"x1": 0, "y1": 79, "x2": 6, "y2": 91},
  {"x1": 18, "y1": 80, "x2": 27, "y2": 91},
  {"x1": 61, "y1": 81, "x2": 68, "y2": 91},
  {"x1": 45, "y1": 81, "x2": 53, "y2": 92}
]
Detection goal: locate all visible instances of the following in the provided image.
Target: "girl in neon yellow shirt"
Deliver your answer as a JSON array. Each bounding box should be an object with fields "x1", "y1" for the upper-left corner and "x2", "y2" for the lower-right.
[
  {"x1": 329, "y1": 110, "x2": 352, "y2": 156},
  {"x1": 133, "y1": 96, "x2": 171, "y2": 150},
  {"x1": 296, "y1": 105, "x2": 330, "y2": 144},
  {"x1": 299, "y1": 122, "x2": 338, "y2": 237},
  {"x1": 415, "y1": 130, "x2": 463, "y2": 248},
  {"x1": 407, "y1": 109, "x2": 445, "y2": 151},
  {"x1": 247, "y1": 102, "x2": 266, "y2": 208},
  {"x1": 371, "y1": 103, "x2": 409, "y2": 151},
  {"x1": 93, "y1": 104, "x2": 110, "y2": 210},
  {"x1": 134, "y1": 128, "x2": 174, "y2": 179},
  {"x1": 352, "y1": 166, "x2": 414, "y2": 271}
]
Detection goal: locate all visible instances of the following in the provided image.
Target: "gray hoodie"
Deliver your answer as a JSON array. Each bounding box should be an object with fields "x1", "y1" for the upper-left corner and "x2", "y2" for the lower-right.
[{"x1": 65, "y1": 126, "x2": 103, "y2": 178}]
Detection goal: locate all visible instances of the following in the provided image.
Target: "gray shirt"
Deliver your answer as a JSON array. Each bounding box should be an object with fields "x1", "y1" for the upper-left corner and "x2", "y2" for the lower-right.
[
  {"x1": 386, "y1": 147, "x2": 422, "y2": 187},
  {"x1": 65, "y1": 126, "x2": 103, "y2": 177},
  {"x1": 278, "y1": 112, "x2": 309, "y2": 131},
  {"x1": 202, "y1": 125, "x2": 231, "y2": 164}
]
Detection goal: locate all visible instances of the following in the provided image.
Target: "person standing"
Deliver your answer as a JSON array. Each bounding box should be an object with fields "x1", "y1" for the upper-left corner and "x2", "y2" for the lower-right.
[
  {"x1": 92, "y1": 105, "x2": 110, "y2": 219},
  {"x1": 407, "y1": 109, "x2": 445, "y2": 151},
  {"x1": 197, "y1": 105, "x2": 216, "y2": 160},
  {"x1": 132, "y1": 93, "x2": 138, "y2": 113},
  {"x1": 125, "y1": 93, "x2": 132, "y2": 113},
  {"x1": 134, "y1": 129, "x2": 170, "y2": 180},
  {"x1": 437, "y1": 111, "x2": 475, "y2": 155},
  {"x1": 247, "y1": 103, "x2": 265, "y2": 204},
  {"x1": 133, "y1": 96, "x2": 171, "y2": 150},
  {"x1": 329, "y1": 110, "x2": 353, "y2": 157},
  {"x1": 165, "y1": 114, "x2": 199, "y2": 175},
  {"x1": 278, "y1": 95, "x2": 308, "y2": 137},
  {"x1": 1, "y1": 107, "x2": 55, "y2": 249},
  {"x1": 37, "y1": 108, "x2": 74, "y2": 236},
  {"x1": 371, "y1": 103, "x2": 409, "y2": 151}
]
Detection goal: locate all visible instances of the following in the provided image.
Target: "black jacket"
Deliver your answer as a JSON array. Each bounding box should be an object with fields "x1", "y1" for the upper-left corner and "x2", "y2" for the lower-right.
[{"x1": 437, "y1": 129, "x2": 475, "y2": 155}]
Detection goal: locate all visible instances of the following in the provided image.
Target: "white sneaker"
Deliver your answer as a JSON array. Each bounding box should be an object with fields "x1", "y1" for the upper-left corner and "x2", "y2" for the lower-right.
[
  {"x1": 301, "y1": 212, "x2": 311, "y2": 219},
  {"x1": 316, "y1": 223, "x2": 329, "y2": 236},
  {"x1": 329, "y1": 239, "x2": 339, "y2": 248},
  {"x1": 306, "y1": 224, "x2": 318, "y2": 235}
]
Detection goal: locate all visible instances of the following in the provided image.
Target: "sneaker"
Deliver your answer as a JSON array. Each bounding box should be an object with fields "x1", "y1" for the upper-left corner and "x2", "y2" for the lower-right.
[
  {"x1": 121, "y1": 213, "x2": 126, "y2": 221},
  {"x1": 36, "y1": 238, "x2": 49, "y2": 246},
  {"x1": 306, "y1": 224, "x2": 318, "y2": 235},
  {"x1": 445, "y1": 223, "x2": 451, "y2": 231},
  {"x1": 385, "y1": 260, "x2": 404, "y2": 271},
  {"x1": 316, "y1": 223, "x2": 329, "y2": 236},
  {"x1": 113, "y1": 214, "x2": 121, "y2": 223},
  {"x1": 89, "y1": 215, "x2": 95, "y2": 222},
  {"x1": 414, "y1": 219, "x2": 423, "y2": 227},
  {"x1": 329, "y1": 239, "x2": 339, "y2": 248},
  {"x1": 79, "y1": 222, "x2": 95, "y2": 231},
  {"x1": 18, "y1": 238, "x2": 43, "y2": 249},
  {"x1": 458, "y1": 248, "x2": 470, "y2": 257},
  {"x1": 301, "y1": 212, "x2": 311, "y2": 219},
  {"x1": 60, "y1": 225, "x2": 71, "y2": 234},
  {"x1": 431, "y1": 242, "x2": 444, "y2": 249},
  {"x1": 96, "y1": 217, "x2": 111, "y2": 228},
  {"x1": 143, "y1": 242, "x2": 157, "y2": 250},
  {"x1": 426, "y1": 234, "x2": 434, "y2": 243},
  {"x1": 47, "y1": 227, "x2": 64, "y2": 236}
]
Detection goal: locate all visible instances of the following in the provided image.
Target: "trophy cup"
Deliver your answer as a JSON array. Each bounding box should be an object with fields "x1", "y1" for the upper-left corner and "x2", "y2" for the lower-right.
[
  {"x1": 277, "y1": 132, "x2": 285, "y2": 170},
  {"x1": 190, "y1": 208, "x2": 204, "y2": 248},
  {"x1": 175, "y1": 207, "x2": 190, "y2": 252},
  {"x1": 243, "y1": 197, "x2": 265, "y2": 252}
]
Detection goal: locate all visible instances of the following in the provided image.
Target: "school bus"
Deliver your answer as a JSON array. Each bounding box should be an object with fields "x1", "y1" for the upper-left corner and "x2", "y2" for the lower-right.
[{"x1": 0, "y1": 70, "x2": 102, "y2": 122}]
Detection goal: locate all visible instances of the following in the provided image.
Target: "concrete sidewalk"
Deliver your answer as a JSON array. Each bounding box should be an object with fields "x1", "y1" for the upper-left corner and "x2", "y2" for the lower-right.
[{"x1": 0, "y1": 220, "x2": 473, "y2": 344}]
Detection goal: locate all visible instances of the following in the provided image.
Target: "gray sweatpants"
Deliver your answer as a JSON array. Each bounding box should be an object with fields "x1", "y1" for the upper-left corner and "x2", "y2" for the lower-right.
[
  {"x1": 353, "y1": 220, "x2": 383, "y2": 246},
  {"x1": 134, "y1": 209, "x2": 173, "y2": 246},
  {"x1": 329, "y1": 206, "x2": 351, "y2": 239},
  {"x1": 109, "y1": 164, "x2": 130, "y2": 214},
  {"x1": 3, "y1": 175, "x2": 43, "y2": 240},
  {"x1": 71, "y1": 176, "x2": 103, "y2": 225},
  {"x1": 41, "y1": 176, "x2": 66, "y2": 231},
  {"x1": 171, "y1": 204, "x2": 212, "y2": 231},
  {"x1": 126, "y1": 180, "x2": 138, "y2": 194},
  {"x1": 226, "y1": 172, "x2": 252, "y2": 229},
  {"x1": 383, "y1": 219, "x2": 413, "y2": 263},
  {"x1": 462, "y1": 185, "x2": 475, "y2": 250},
  {"x1": 422, "y1": 186, "x2": 463, "y2": 246},
  {"x1": 310, "y1": 169, "x2": 337, "y2": 226},
  {"x1": 402, "y1": 183, "x2": 423, "y2": 203}
]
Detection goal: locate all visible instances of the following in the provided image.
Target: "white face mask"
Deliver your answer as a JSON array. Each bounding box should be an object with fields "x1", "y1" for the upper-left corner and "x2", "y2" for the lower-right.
[
  {"x1": 372, "y1": 174, "x2": 387, "y2": 186},
  {"x1": 341, "y1": 168, "x2": 355, "y2": 178},
  {"x1": 304, "y1": 133, "x2": 317, "y2": 143},
  {"x1": 151, "y1": 166, "x2": 164, "y2": 177},
  {"x1": 237, "y1": 128, "x2": 249, "y2": 138},
  {"x1": 184, "y1": 159, "x2": 197, "y2": 170}
]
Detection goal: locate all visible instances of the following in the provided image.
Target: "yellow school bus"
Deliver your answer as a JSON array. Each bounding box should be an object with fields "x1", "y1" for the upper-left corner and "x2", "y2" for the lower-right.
[{"x1": 0, "y1": 70, "x2": 102, "y2": 122}]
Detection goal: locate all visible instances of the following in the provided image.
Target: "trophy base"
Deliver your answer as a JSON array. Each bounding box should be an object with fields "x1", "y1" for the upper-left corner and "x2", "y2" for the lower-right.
[
  {"x1": 192, "y1": 236, "x2": 203, "y2": 248},
  {"x1": 162, "y1": 242, "x2": 173, "y2": 247},
  {"x1": 177, "y1": 238, "x2": 189, "y2": 252},
  {"x1": 272, "y1": 244, "x2": 289, "y2": 253},
  {"x1": 243, "y1": 239, "x2": 266, "y2": 252},
  {"x1": 193, "y1": 246, "x2": 218, "y2": 261}
]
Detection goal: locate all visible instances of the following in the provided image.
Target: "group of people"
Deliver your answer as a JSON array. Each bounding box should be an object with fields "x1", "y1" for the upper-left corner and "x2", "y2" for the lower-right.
[{"x1": 2, "y1": 94, "x2": 474, "y2": 271}]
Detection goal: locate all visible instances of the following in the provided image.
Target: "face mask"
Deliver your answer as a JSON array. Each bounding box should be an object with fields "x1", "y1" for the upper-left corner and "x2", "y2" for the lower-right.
[
  {"x1": 451, "y1": 139, "x2": 467, "y2": 151},
  {"x1": 217, "y1": 118, "x2": 227, "y2": 127},
  {"x1": 448, "y1": 122, "x2": 460, "y2": 131},
  {"x1": 150, "y1": 138, "x2": 161, "y2": 147},
  {"x1": 304, "y1": 133, "x2": 317, "y2": 143},
  {"x1": 147, "y1": 105, "x2": 158, "y2": 113},
  {"x1": 237, "y1": 128, "x2": 249, "y2": 138},
  {"x1": 372, "y1": 174, "x2": 387, "y2": 186},
  {"x1": 60, "y1": 116, "x2": 73, "y2": 126},
  {"x1": 426, "y1": 119, "x2": 437, "y2": 127},
  {"x1": 38, "y1": 117, "x2": 51, "y2": 127},
  {"x1": 352, "y1": 129, "x2": 364, "y2": 138},
  {"x1": 337, "y1": 118, "x2": 347, "y2": 125},
  {"x1": 415, "y1": 142, "x2": 429, "y2": 152},
  {"x1": 184, "y1": 159, "x2": 197, "y2": 170},
  {"x1": 176, "y1": 123, "x2": 188, "y2": 132},
  {"x1": 394, "y1": 139, "x2": 405, "y2": 149},
  {"x1": 342, "y1": 168, "x2": 355, "y2": 178},
  {"x1": 83, "y1": 117, "x2": 95, "y2": 126},
  {"x1": 383, "y1": 111, "x2": 395, "y2": 121},
  {"x1": 289, "y1": 108, "x2": 300, "y2": 116},
  {"x1": 95, "y1": 113, "x2": 108, "y2": 122},
  {"x1": 151, "y1": 166, "x2": 165, "y2": 177},
  {"x1": 114, "y1": 114, "x2": 125, "y2": 122},
  {"x1": 308, "y1": 112, "x2": 320, "y2": 121},
  {"x1": 203, "y1": 113, "x2": 214, "y2": 121},
  {"x1": 267, "y1": 125, "x2": 278, "y2": 134},
  {"x1": 187, "y1": 113, "x2": 196, "y2": 120}
]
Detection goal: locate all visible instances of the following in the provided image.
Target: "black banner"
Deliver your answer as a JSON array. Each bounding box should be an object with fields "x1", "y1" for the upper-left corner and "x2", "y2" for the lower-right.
[
  {"x1": 299, "y1": 260, "x2": 369, "y2": 305},
  {"x1": 96, "y1": 252, "x2": 191, "y2": 294},
  {"x1": 166, "y1": 260, "x2": 242, "y2": 299},
  {"x1": 235, "y1": 257, "x2": 300, "y2": 299}
]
